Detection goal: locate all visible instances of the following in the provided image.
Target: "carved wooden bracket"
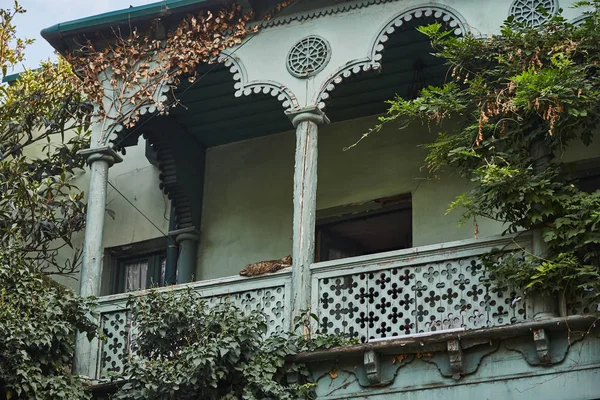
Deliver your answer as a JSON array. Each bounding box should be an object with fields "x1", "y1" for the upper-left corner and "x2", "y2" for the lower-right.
[
  {"x1": 447, "y1": 339, "x2": 464, "y2": 379},
  {"x1": 364, "y1": 350, "x2": 382, "y2": 385},
  {"x1": 532, "y1": 328, "x2": 551, "y2": 363}
]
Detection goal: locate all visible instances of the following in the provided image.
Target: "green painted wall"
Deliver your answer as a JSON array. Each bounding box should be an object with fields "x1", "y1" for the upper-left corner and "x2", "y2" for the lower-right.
[
  {"x1": 198, "y1": 130, "x2": 295, "y2": 280},
  {"x1": 197, "y1": 116, "x2": 503, "y2": 280},
  {"x1": 308, "y1": 330, "x2": 600, "y2": 399},
  {"x1": 44, "y1": 136, "x2": 170, "y2": 294},
  {"x1": 25, "y1": 119, "x2": 600, "y2": 288}
]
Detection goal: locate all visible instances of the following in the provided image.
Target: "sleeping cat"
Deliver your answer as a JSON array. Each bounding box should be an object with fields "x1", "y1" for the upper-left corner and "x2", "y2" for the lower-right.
[{"x1": 239, "y1": 255, "x2": 292, "y2": 277}]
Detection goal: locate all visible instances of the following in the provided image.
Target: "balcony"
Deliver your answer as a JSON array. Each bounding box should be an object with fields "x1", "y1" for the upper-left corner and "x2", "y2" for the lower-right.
[{"x1": 89, "y1": 233, "x2": 534, "y2": 379}]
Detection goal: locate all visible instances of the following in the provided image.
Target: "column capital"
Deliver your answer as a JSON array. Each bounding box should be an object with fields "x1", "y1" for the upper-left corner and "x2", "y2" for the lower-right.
[
  {"x1": 286, "y1": 105, "x2": 330, "y2": 128},
  {"x1": 79, "y1": 146, "x2": 123, "y2": 167},
  {"x1": 169, "y1": 227, "x2": 200, "y2": 244}
]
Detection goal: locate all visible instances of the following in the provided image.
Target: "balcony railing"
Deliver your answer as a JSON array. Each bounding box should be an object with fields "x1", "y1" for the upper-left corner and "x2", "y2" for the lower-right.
[
  {"x1": 89, "y1": 233, "x2": 532, "y2": 379},
  {"x1": 91, "y1": 271, "x2": 291, "y2": 379},
  {"x1": 310, "y1": 234, "x2": 532, "y2": 344}
]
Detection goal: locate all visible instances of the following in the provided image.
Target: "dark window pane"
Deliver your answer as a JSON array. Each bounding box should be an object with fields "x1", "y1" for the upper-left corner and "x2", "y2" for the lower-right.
[{"x1": 316, "y1": 195, "x2": 412, "y2": 262}]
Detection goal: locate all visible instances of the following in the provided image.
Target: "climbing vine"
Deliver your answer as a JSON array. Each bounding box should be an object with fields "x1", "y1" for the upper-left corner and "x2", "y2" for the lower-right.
[
  {"x1": 367, "y1": 2, "x2": 600, "y2": 306},
  {"x1": 112, "y1": 289, "x2": 350, "y2": 400},
  {"x1": 67, "y1": 1, "x2": 293, "y2": 144}
]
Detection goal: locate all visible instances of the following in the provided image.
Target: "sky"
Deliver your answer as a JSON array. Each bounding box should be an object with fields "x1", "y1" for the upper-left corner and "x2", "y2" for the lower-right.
[{"x1": 10, "y1": 0, "x2": 157, "y2": 73}]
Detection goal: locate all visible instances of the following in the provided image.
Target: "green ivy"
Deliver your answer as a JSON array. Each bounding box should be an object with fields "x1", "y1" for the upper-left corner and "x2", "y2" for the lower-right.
[
  {"x1": 369, "y1": 2, "x2": 600, "y2": 304},
  {"x1": 112, "y1": 289, "x2": 351, "y2": 400},
  {"x1": 0, "y1": 248, "x2": 97, "y2": 399}
]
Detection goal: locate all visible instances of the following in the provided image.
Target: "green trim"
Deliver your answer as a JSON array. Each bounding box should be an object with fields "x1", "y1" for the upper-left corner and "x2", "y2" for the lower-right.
[
  {"x1": 2, "y1": 72, "x2": 21, "y2": 83},
  {"x1": 42, "y1": 0, "x2": 210, "y2": 35},
  {"x1": 41, "y1": 0, "x2": 219, "y2": 52}
]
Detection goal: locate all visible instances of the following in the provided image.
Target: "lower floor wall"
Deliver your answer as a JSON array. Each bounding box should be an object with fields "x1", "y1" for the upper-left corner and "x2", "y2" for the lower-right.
[
  {"x1": 88, "y1": 324, "x2": 600, "y2": 399},
  {"x1": 308, "y1": 328, "x2": 600, "y2": 399}
]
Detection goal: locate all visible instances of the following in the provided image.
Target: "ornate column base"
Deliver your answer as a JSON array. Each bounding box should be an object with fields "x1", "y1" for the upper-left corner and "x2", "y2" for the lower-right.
[{"x1": 170, "y1": 227, "x2": 200, "y2": 284}]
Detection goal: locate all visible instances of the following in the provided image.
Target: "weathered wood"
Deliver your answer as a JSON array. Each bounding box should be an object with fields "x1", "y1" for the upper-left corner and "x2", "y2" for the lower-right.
[
  {"x1": 447, "y1": 339, "x2": 464, "y2": 379},
  {"x1": 288, "y1": 314, "x2": 600, "y2": 363},
  {"x1": 364, "y1": 350, "x2": 382, "y2": 385},
  {"x1": 74, "y1": 145, "x2": 122, "y2": 378},
  {"x1": 532, "y1": 328, "x2": 551, "y2": 363},
  {"x1": 529, "y1": 140, "x2": 557, "y2": 319},
  {"x1": 286, "y1": 106, "x2": 329, "y2": 330}
]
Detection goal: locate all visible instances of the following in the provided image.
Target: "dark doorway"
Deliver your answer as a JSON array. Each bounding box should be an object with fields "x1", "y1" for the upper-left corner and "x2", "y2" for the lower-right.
[{"x1": 316, "y1": 194, "x2": 412, "y2": 262}]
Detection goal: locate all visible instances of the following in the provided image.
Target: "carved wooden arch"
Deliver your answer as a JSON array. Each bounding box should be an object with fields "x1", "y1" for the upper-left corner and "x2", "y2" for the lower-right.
[
  {"x1": 94, "y1": 76, "x2": 173, "y2": 151},
  {"x1": 219, "y1": 52, "x2": 300, "y2": 111},
  {"x1": 105, "y1": 53, "x2": 300, "y2": 230},
  {"x1": 104, "y1": 50, "x2": 301, "y2": 153},
  {"x1": 313, "y1": 4, "x2": 469, "y2": 110}
]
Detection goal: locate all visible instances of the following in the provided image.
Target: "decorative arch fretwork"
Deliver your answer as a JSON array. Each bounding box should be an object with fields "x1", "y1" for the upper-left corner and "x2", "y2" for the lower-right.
[
  {"x1": 106, "y1": 52, "x2": 300, "y2": 229},
  {"x1": 98, "y1": 74, "x2": 174, "y2": 151},
  {"x1": 313, "y1": 4, "x2": 468, "y2": 110},
  {"x1": 143, "y1": 126, "x2": 198, "y2": 230},
  {"x1": 571, "y1": 14, "x2": 590, "y2": 27},
  {"x1": 106, "y1": 51, "x2": 300, "y2": 151},
  {"x1": 219, "y1": 52, "x2": 300, "y2": 111}
]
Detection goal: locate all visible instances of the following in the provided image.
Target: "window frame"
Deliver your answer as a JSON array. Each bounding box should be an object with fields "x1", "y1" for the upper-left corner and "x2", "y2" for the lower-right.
[
  {"x1": 315, "y1": 193, "x2": 413, "y2": 263},
  {"x1": 104, "y1": 237, "x2": 168, "y2": 295},
  {"x1": 114, "y1": 252, "x2": 166, "y2": 294}
]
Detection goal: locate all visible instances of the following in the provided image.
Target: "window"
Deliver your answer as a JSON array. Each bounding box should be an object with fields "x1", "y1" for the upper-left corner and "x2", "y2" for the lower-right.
[
  {"x1": 116, "y1": 252, "x2": 166, "y2": 293},
  {"x1": 105, "y1": 238, "x2": 168, "y2": 294},
  {"x1": 576, "y1": 170, "x2": 600, "y2": 193},
  {"x1": 315, "y1": 194, "x2": 412, "y2": 262},
  {"x1": 563, "y1": 157, "x2": 600, "y2": 193}
]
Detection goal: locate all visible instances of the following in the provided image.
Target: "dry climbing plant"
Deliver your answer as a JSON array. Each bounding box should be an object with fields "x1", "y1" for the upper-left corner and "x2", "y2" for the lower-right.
[{"x1": 67, "y1": 1, "x2": 294, "y2": 144}]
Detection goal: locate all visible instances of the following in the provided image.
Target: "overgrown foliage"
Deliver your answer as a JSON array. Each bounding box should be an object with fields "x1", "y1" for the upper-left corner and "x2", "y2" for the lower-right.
[
  {"x1": 113, "y1": 289, "x2": 350, "y2": 400},
  {"x1": 66, "y1": 1, "x2": 293, "y2": 144},
  {"x1": 368, "y1": 2, "x2": 600, "y2": 305},
  {"x1": 1, "y1": 2, "x2": 92, "y2": 276},
  {"x1": 0, "y1": 2, "x2": 98, "y2": 398},
  {"x1": 4, "y1": 2, "x2": 342, "y2": 399},
  {"x1": 0, "y1": 248, "x2": 97, "y2": 400}
]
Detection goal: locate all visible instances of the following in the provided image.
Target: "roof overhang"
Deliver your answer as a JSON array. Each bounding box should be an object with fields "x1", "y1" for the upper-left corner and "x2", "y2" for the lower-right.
[
  {"x1": 41, "y1": 0, "x2": 224, "y2": 54},
  {"x1": 39, "y1": 0, "x2": 286, "y2": 55}
]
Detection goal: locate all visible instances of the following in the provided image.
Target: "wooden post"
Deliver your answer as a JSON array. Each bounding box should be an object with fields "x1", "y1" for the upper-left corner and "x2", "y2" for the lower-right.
[
  {"x1": 528, "y1": 139, "x2": 557, "y2": 319},
  {"x1": 286, "y1": 106, "x2": 329, "y2": 330},
  {"x1": 170, "y1": 227, "x2": 200, "y2": 283},
  {"x1": 74, "y1": 145, "x2": 122, "y2": 377}
]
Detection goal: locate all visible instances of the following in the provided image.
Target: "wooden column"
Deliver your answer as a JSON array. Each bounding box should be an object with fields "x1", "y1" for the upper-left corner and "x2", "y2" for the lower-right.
[
  {"x1": 74, "y1": 145, "x2": 122, "y2": 377},
  {"x1": 286, "y1": 106, "x2": 329, "y2": 329},
  {"x1": 528, "y1": 139, "x2": 557, "y2": 319},
  {"x1": 170, "y1": 227, "x2": 200, "y2": 283}
]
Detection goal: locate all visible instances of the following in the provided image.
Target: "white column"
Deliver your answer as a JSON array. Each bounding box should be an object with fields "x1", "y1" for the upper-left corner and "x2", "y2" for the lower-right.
[
  {"x1": 73, "y1": 146, "x2": 122, "y2": 377},
  {"x1": 286, "y1": 106, "x2": 329, "y2": 330}
]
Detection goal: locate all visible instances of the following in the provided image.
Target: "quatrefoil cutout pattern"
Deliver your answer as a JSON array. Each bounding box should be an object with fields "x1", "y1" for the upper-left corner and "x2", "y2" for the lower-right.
[
  {"x1": 99, "y1": 286, "x2": 287, "y2": 378},
  {"x1": 509, "y1": 0, "x2": 558, "y2": 26},
  {"x1": 317, "y1": 258, "x2": 526, "y2": 344},
  {"x1": 286, "y1": 36, "x2": 331, "y2": 78}
]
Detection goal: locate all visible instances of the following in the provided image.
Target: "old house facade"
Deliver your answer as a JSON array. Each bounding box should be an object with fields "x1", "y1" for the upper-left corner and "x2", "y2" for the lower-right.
[{"x1": 41, "y1": 0, "x2": 600, "y2": 398}]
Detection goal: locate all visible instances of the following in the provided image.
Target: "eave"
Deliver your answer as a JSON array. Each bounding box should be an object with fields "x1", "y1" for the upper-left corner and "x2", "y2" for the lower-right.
[{"x1": 40, "y1": 0, "x2": 225, "y2": 54}]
